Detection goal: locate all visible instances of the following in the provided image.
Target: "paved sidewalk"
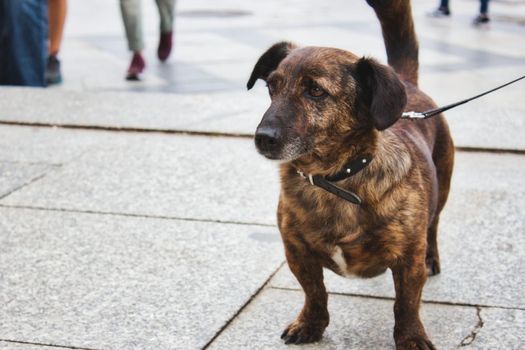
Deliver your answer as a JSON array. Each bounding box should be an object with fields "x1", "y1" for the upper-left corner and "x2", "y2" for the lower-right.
[{"x1": 1, "y1": 0, "x2": 524, "y2": 349}]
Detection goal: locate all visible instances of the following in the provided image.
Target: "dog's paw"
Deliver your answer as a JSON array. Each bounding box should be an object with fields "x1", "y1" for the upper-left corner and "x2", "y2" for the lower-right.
[
  {"x1": 280, "y1": 319, "x2": 327, "y2": 345},
  {"x1": 396, "y1": 336, "x2": 436, "y2": 350},
  {"x1": 425, "y1": 256, "x2": 440, "y2": 276}
]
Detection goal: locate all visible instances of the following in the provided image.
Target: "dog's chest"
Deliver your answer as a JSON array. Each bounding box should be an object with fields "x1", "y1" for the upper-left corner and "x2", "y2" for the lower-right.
[
  {"x1": 326, "y1": 241, "x2": 391, "y2": 278},
  {"x1": 281, "y1": 185, "x2": 394, "y2": 278},
  {"x1": 330, "y1": 246, "x2": 354, "y2": 277}
]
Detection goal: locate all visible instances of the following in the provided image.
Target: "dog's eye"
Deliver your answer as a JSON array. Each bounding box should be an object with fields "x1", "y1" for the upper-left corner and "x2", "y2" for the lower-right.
[{"x1": 307, "y1": 84, "x2": 326, "y2": 98}]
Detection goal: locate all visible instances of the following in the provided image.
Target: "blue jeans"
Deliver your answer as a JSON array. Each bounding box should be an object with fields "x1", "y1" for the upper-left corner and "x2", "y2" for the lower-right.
[
  {"x1": 480, "y1": 0, "x2": 489, "y2": 14},
  {"x1": 439, "y1": 0, "x2": 489, "y2": 14},
  {"x1": 0, "y1": 0, "x2": 48, "y2": 86}
]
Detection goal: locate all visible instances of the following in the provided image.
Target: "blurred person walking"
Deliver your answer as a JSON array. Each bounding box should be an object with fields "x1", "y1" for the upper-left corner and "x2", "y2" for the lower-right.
[
  {"x1": 46, "y1": 0, "x2": 67, "y2": 85},
  {"x1": 120, "y1": 0, "x2": 176, "y2": 80},
  {"x1": 0, "y1": 0, "x2": 48, "y2": 86},
  {"x1": 429, "y1": 0, "x2": 491, "y2": 26}
]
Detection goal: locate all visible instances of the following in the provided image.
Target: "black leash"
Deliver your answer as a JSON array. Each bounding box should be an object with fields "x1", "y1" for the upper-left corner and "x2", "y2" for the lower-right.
[{"x1": 402, "y1": 75, "x2": 525, "y2": 120}]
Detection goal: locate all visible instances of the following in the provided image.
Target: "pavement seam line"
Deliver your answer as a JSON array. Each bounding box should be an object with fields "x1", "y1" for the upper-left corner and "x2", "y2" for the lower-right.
[
  {"x1": 1, "y1": 121, "x2": 525, "y2": 155},
  {"x1": 0, "y1": 120, "x2": 253, "y2": 139},
  {"x1": 269, "y1": 286, "x2": 525, "y2": 311},
  {"x1": 458, "y1": 306, "x2": 484, "y2": 347},
  {"x1": 0, "y1": 160, "x2": 62, "y2": 166},
  {"x1": 0, "y1": 204, "x2": 276, "y2": 228},
  {"x1": 0, "y1": 170, "x2": 57, "y2": 201},
  {"x1": 201, "y1": 261, "x2": 287, "y2": 350},
  {"x1": 0, "y1": 339, "x2": 103, "y2": 350}
]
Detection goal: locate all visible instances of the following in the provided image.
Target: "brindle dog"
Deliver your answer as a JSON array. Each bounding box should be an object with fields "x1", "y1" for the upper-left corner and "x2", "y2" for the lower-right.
[{"x1": 247, "y1": 0, "x2": 454, "y2": 349}]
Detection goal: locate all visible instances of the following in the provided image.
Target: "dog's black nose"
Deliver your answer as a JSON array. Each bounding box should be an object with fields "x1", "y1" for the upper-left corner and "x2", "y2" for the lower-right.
[{"x1": 255, "y1": 126, "x2": 281, "y2": 153}]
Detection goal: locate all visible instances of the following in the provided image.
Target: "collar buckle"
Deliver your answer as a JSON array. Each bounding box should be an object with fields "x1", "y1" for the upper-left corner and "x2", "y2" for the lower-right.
[{"x1": 297, "y1": 170, "x2": 315, "y2": 186}]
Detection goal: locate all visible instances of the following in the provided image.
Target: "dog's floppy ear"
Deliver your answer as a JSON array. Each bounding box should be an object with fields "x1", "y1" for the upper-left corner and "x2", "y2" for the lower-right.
[
  {"x1": 354, "y1": 57, "x2": 407, "y2": 130},
  {"x1": 247, "y1": 41, "x2": 296, "y2": 90}
]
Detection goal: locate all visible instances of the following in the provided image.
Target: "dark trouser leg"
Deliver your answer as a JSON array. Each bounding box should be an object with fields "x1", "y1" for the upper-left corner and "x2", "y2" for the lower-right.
[
  {"x1": 480, "y1": 0, "x2": 489, "y2": 14},
  {"x1": 0, "y1": 0, "x2": 47, "y2": 86}
]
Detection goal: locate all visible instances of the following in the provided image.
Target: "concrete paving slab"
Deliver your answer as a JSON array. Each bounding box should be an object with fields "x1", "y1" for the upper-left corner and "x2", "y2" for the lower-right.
[
  {"x1": 474, "y1": 307, "x2": 525, "y2": 349},
  {"x1": 2, "y1": 0, "x2": 524, "y2": 150},
  {"x1": 0, "y1": 162, "x2": 54, "y2": 199},
  {"x1": 420, "y1": 66, "x2": 525, "y2": 152},
  {"x1": 0, "y1": 125, "x2": 107, "y2": 165},
  {"x1": 58, "y1": 38, "x2": 168, "y2": 93},
  {"x1": 0, "y1": 131, "x2": 280, "y2": 226},
  {"x1": 270, "y1": 152, "x2": 525, "y2": 309},
  {"x1": 60, "y1": 0, "x2": 525, "y2": 91},
  {"x1": 2, "y1": 82, "x2": 525, "y2": 151},
  {"x1": 415, "y1": 1, "x2": 525, "y2": 61},
  {"x1": 0, "y1": 207, "x2": 284, "y2": 350},
  {"x1": 65, "y1": 0, "x2": 372, "y2": 38},
  {"x1": 61, "y1": 1, "x2": 379, "y2": 94},
  {"x1": 60, "y1": 34, "x2": 251, "y2": 94},
  {"x1": 207, "y1": 288, "x2": 479, "y2": 350},
  {"x1": 0, "y1": 88, "x2": 268, "y2": 136}
]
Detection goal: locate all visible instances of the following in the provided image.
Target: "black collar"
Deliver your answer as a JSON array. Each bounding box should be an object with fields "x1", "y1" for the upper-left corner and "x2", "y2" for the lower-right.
[{"x1": 297, "y1": 154, "x2": 373, "y2": 205}]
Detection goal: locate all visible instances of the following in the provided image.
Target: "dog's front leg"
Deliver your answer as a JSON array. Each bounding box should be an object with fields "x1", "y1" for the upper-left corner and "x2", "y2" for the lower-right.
[
  {"x1": 280, "y1": 239, "x2": 329, "y2": 345},
  {"x1": 392, "y1": 255, "x2": 435, "y2": 350}
]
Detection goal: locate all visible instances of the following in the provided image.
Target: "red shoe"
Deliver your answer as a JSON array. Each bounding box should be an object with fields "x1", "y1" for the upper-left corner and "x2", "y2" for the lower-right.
[
  {"x1": 126, "y1": 52, "x2": 145, "y2": 81},
  {"x1": 157, "y1": 31, "x2": 173, "y2": 62}
]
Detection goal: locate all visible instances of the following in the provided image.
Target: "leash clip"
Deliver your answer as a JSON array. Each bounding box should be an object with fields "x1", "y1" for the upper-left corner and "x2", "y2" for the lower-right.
[{"x1": 401, "y1": 111, "x2": 426, "y2": 119}]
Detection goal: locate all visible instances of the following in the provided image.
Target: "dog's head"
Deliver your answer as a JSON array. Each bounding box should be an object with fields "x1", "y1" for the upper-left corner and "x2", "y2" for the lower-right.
[{"x1": 247, "y1": 42, "x2": 407, "y2": 162}]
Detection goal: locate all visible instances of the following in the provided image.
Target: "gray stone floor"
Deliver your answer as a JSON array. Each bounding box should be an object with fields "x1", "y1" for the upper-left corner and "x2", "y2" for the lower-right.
[{"x1": 1, "y1": 0, "x2": 524, "y2": 349}]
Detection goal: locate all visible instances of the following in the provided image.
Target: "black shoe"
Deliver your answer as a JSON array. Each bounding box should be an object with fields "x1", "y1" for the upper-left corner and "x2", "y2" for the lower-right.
[
  {"x1": 473, "y1": 14, "x2": 490, "y2": 26},
  {"x1": 45, "y1": 54, "x2": 62, "y2": 85},
  {"x1": 428, "y1": 7, "x2": 451, "y2": 17}
]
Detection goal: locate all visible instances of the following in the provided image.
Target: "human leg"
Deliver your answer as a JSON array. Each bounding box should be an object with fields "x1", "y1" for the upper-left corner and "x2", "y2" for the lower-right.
[
  {"x1": 480, "y1": 0, "x2": 489, "y2": 14},
  {"x1": 46, "y1": 0, "x2": 67, "y2": 84},
  {"x1": 429, "y1": 0, "x2": 450, "y2": 17},
  {"x1": 0, "y1": 0, "x2": 47, "y2": 86},
  {"x1": 473, "y1": 0, "x2": 490, "y2": 25},
  {"x1": 155, "y1": 0, "x2": 175, "y2": 61},
  {"x1": 156, "y1": 0, "x2": 175, "y2": 33},
  {"x1": 120, "y1": 0, "x2": 144, "y2": 52},
  {"x1": 48, "y1": 0, "x2": 66, "y2": 55},
  {"x1": 120, "y1": 0, "x2": 145, "y2": 79}
]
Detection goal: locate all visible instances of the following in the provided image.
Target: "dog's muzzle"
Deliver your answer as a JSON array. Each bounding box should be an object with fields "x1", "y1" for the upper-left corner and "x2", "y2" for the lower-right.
[{"x1": 255, "y1": 126, "x2": 282, "y2": 157}]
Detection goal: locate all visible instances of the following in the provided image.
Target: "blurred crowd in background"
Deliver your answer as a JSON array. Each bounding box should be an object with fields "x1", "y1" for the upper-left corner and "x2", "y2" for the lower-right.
[
  {"x1": 0, "y1": 0, "x2": 491, "y2": 88},
  {"x1": 0, "y1": 0, "x2": 176, "y2": 87}
]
